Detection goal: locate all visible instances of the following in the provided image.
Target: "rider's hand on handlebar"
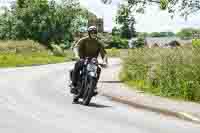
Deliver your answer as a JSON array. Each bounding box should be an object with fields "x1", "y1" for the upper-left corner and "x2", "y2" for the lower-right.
[
  {"x1": 100, "y1": 60, "x2": 108, "y2": 68},
  {"x1": 103, "y1": 57, "x2": 108, "y2": 66},
  {"x1": 103, "y1": 56, "x2": 108, "y2": 63}
]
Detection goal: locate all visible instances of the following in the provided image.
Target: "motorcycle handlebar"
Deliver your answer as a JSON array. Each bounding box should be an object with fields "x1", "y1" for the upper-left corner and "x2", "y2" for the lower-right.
[{"x1": 71, "y1": 57, "x2": 108, "y2": 68}]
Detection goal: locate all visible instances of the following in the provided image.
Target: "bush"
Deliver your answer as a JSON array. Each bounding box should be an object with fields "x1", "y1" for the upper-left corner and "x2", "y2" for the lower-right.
[
  {"x1": 107, "y1": 36, "x2": 128, "y2": 49},
  {"x1": 97, "y1": 33, "x2": 112, "y2": 48},
  {"x1": 51, "y1": 44, "x2": 65, "y2": 57},
  {"x1": 121, "y1": 47, "x2": 200, "y2": 102},
  {"x1": 134, "y1": 37, "x2": 145, "y2": 48},
  {"x1": 106, "y1": 48, "x2": 121, "y2": 57}
]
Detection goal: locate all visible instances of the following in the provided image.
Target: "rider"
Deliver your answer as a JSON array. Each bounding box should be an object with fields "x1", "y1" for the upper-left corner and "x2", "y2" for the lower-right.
[{"x1": 70, "y1": 26, "x2": 108, "y2": 96}]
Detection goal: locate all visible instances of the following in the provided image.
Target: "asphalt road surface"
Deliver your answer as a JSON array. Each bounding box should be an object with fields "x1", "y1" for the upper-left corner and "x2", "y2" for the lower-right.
[{"x1": 0, "y1": 58, "x2": 199, "y2": 133}]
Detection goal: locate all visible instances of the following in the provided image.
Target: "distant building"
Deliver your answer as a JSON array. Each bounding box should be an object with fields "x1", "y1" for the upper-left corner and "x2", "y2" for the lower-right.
[
  {"x1": 87, "y1": 12, "x2": 104, "y2": 33},
  {"x1": 74, "y1": 11, "x2": 104, "y2": 39},
  {"x1": 192, "y1": 32, "x2": 200, "y2": 39},
  {"x1": 145, "y1": 37, "x2": 192, "y2": 48}
]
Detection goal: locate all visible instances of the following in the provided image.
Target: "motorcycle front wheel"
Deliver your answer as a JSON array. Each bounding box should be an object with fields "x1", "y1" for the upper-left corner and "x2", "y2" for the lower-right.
[{"x1": 83, "y1": 78, "x2": 96, "y2": 105}]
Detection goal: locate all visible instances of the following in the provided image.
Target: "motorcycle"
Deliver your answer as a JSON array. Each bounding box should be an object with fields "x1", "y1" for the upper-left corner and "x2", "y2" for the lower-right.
[{"x1": 69, "y1": 57, "x2": 106, "y2": 105}]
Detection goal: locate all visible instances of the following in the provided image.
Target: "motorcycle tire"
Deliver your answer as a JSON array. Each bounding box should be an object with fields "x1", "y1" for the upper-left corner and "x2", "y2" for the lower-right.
[{"x1": 83, "y1": 78, "x2": 96, "y2": 105}]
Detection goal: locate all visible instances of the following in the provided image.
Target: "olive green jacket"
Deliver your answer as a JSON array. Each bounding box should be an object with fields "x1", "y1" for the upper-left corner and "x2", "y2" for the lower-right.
[{"x1": 73, "y1": 36, "x2": 107, "y2": 59}]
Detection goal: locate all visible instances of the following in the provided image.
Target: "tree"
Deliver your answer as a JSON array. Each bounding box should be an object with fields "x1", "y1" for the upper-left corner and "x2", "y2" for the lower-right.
[
  {"x1": 112, "y1": 26, "x2": 120, "y2": 36},
  {"x1": 149, "y1": 32, "x2": 162, "y2": 37},
  {"x1": 177, "y1": 28, "x2": 200, "y2": 39},
  {"x1": 101, "y1": 0, "x2": 200, "y2": 18},
  {"x1": 135, "y1": 37, "x2": 145, "y2": 48},
  {"x1": 148, "y1": 32, "x2": 175, "y2": 37},
  {"x1": 166, "y1": 32, "x2": 175, "y2": 37},
  {"x1": 116, "y1": 4, "x2": 136, "y2": 39},
  {"x1": 17, "y1": 0, "x2": 26, "y2": 8},
  {"x1": 101, "y1": 0, "x2": 112, "y2": 4},
  {"x1": 137, "y1": 32, "x2": 149, "y2": 38},
  {"x1": 0, "y1": 0, "x2": 88, "y2": 48},
  {"x1": 120, "y1": 23, "x2": 133, "y2": 39}
]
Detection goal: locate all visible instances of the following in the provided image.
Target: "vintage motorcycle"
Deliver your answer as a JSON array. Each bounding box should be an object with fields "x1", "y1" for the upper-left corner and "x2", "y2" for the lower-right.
[{"x1": 69, "y1": 57, "x2": 106, "y2": 105}]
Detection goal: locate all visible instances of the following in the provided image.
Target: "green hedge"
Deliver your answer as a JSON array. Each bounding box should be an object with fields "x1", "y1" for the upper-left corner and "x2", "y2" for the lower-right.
[{"x1": 106, "y1": 36, "x2": 128, "y2": 49}]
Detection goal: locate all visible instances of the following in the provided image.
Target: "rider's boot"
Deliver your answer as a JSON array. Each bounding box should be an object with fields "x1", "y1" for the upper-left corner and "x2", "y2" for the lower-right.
[
  {"x1": 93, "y1": 87, "x2": 98, "y2": 96},
  {"x1": 72, "y1": 95, "x2": 79, "y2": 104},
  {"x1": 69, "y1": 84, "x2": 78, "y2": 95},
  {"x1": 93, "y1": 91, "x2": 98, "y2": 96},
  {"x1": 72, "y1": 98, "x2": 79, "y2": 104}
]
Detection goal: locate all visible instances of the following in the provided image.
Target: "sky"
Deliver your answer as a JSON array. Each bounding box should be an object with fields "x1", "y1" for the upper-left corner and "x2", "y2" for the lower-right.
[
  {"x1": 0, "y1": 0, "x2": 200, "y2": 33},
  {"x1": 79, "y1": 0, "x2": 121, "y2": 32},
  {"x1": 79, "y1": 0, "x2": 200, "y2": 33}
]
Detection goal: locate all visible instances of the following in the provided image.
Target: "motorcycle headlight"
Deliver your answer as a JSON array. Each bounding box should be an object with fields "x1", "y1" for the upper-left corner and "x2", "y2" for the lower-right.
[{"x1": 87, "y1": 64, "x2": 97, "y2": 72}]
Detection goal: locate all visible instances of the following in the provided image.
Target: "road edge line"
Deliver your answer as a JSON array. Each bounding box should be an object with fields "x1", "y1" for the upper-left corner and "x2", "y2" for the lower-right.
[{"x1": 102, "y1": 93, "x2": 200, "y2": 124}]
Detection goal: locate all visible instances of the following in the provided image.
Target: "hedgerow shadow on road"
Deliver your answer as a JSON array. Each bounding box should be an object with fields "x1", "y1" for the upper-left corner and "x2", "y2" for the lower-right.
[
  {"x1": 73, "y1": 101, "x2": 112, "y2": 108},
  {"x1": 99, "y1": 80, "x2": 123, "y2": 84},
  {"x1": 87, "y1": 102, "x2": 112, "y2": 108}
]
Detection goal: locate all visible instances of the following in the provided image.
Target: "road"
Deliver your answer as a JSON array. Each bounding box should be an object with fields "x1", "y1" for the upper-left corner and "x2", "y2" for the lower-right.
[{"x1": 0, "y1": 58, "x2": 199, "y2": 133}]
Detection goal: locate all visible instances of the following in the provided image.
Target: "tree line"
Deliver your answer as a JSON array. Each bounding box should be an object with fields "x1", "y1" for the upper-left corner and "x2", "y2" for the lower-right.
[
  {"x1": 0, "y1": 0, "x2": 88, "y2": 48},
  {"x1": 112, "y1": 27, "x2": 200, "y2": 39},
  {"x1": 137, "y1": 28, "x2": 200, "y2": 38}
]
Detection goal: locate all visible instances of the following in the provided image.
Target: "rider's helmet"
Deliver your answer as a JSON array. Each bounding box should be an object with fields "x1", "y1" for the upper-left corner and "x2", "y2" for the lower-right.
[{"x1": 88, "y1": 26, "x2": 97, "y2": 37}]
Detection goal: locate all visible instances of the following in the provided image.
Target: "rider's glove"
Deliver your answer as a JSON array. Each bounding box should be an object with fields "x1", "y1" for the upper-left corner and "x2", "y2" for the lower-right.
[{"x1": 102, "y1": 56, "x2": 108, "y2": 65}]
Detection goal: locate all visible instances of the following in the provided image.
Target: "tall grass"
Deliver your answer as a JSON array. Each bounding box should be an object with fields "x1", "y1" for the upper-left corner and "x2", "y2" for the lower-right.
[
  {"x1": 0, "y1": 52, "x2": 68, "y2": 67},
  {"x1": 120, "y1": 47, "x2": 200, "y2": 102},
  {"x1": 0, "y1": 40, "x2": 73, "y2": 67},
  {"x1": 106, "y1": 48, "x2": 121, "y2": 57},
  {"x1": 0, "y1": 40, "x2": 46, "y2": 54}
]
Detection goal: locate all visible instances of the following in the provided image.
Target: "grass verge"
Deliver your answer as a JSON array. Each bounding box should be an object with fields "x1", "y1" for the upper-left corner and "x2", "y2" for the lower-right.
[
  {"x1": 0, "y1": 52, "x2": 70, "y2": 68},
  {"x1": 106, "y1": 48, "x2": 121, "y2": 57},
  {"x1": 0, "y1": 40, "x2": 74, "y2": 68},
  {"x1": 120, "y1": 47, "x2": 200, "y2": 103}
]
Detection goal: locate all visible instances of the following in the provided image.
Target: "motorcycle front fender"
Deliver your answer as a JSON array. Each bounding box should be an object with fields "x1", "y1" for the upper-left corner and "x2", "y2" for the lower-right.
[{"x1": 88, "y1": 72, "x2": 97, "y2": 78}]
